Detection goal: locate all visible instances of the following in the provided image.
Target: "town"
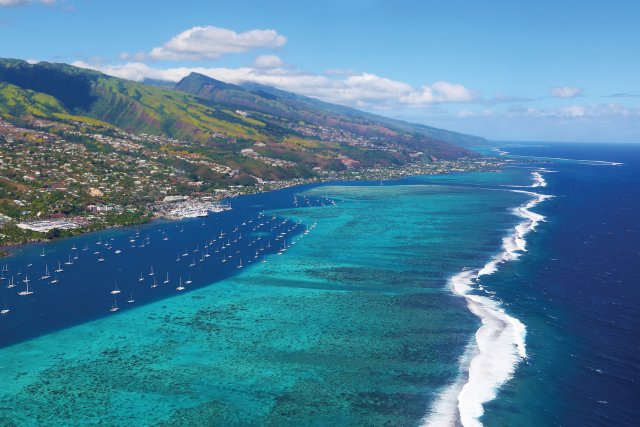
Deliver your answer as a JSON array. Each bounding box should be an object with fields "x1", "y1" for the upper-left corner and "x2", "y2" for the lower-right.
[{"x1": 0, "y1": 117, "x2": 504, "y2": 248}]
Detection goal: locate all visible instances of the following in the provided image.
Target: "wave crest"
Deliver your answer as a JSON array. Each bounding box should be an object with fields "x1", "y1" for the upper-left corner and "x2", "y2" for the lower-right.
[{"x1": 423, "y1": 171, "x2": 552, "y2": 427}]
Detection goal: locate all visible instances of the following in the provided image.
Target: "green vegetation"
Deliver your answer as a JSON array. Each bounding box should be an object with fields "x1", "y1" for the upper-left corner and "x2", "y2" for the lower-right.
[{"x1": 0, "y1": 58, "x2": 496, "y2": 250}]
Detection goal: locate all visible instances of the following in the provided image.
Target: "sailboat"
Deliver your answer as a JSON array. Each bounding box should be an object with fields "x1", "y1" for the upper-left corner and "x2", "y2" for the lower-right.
[
  {"x1": 138, "y1": 271, "x2": 144, "y2": 282},
  {"x1": 111, "y1": 282, "x2": 121, "y2": 295},
  {"x1": 189, "y1": 258, "x2": 196, "y2": 267},
  {"x1": 55, "y1": 261, "x2": 63, "y2": 273},
  {"x1": 149, "y1": 266, "x2": 154, "y2": 276},
  {"x1": 114, "y1": 249, "x2": 122, "y2": 254},
  {"x1": 237, "y1": 258, "x2": 243, "y2": 269},
  {"x1": 50, "y1": 274, "x2": 59, "y2": 284},
  {"x1": 185, "y1": 274, "x2": 192, "y2": 285},
  {"x1": 18, "y1": 279, "x2": 33, "y2": 296},
  {"x1": 110, "y1": 300, "x2": 119, "y2": 312},
  {"x1": 1, "y1": 302, "x2": 9, "y2": 315},
  {"x1": 82, "y1": 243, "x2": 88, "y2": 251},
  {"x1": 151, "y1": 277, "x2": 158, "y2": 288},
  {"x1": 176, "y1": 277, "x2": 185, "y2": 291},
  {"x1": 98, "y1": 253, "x2": 105, "y2": 262},
  {"x1": 7, "y1": 276, "x2": 16, "y2": 288},
  {"x1": 40, "y1": 264, "x2": 51, "y2": 280},
  {"x1": 40, "y1": 248, "x2": 45, "y2": 257},
  {"x1": 163, "y1": 272, "x2": 170, "y2": 284},
  {"x1": 65, "y1": 254, "x2": 73, "y2": 265},
  {"x1": 127, "y1": 293, "x2": 135, "y2": 303}
]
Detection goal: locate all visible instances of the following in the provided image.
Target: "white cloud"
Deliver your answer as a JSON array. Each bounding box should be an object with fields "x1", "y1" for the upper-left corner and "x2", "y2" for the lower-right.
[
  {"x1": 252, "y1": 55, "x2": 284, "y2": 69},
  {"x1": 549, "y1": 86, "x2": 584, "y2": 98},
  {"x1": 122, "y1": 26, "x2": 287, "y2": 61},
  {"x1": 73, "y1": 61, "x2": 480, "y2": 111},
  {"x1": 0, "y1": 0, "x2": 54, "y2": 6},
  {"x1": 505, "y1": 103, "x2": 639, "y2": 118},
  {"x1": 401, "y1": 82, "x2": 477, "y2": 104}
]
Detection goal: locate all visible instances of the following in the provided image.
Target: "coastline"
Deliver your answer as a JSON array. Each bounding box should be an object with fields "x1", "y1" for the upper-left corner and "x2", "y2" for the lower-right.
[
  {"x1": 0, "y1": 157, "x2": 506, "y2": 256},
  {"x1": 423, "y1": 169, "x2": 552, "y2": 426}
]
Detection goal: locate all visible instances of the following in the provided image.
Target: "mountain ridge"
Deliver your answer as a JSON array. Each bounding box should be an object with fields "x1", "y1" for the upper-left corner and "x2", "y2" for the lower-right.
[{"x1": 0, "y1": 58, "x2": 485, "y2": 183}]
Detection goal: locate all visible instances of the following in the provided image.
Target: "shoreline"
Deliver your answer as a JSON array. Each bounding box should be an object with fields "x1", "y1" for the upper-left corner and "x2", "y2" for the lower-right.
[
  {"x1": 423, "y1": 169, "x2": 552, "y2": 426},
  {"x1": 0, "y1": 157, "x2": 506, "y2": 256}
]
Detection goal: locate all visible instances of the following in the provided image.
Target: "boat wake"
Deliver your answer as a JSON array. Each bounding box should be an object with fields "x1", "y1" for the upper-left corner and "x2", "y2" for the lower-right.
[{"x1": 423, "y1": 171, "x2": 552, "y2": 427}]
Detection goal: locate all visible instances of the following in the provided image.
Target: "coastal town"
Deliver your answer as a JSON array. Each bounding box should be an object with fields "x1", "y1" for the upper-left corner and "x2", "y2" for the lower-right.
[{"x1": 0, "y1": 117, "x2": 504, "y2": 248}]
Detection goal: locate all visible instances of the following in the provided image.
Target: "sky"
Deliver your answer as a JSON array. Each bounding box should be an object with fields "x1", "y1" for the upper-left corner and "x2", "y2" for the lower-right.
[{"x1": 1, "y1": 0, "x2": 639, "y2": 142}]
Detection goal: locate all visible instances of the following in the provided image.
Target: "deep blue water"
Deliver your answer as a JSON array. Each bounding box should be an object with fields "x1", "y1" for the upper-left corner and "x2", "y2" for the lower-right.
[
  {"x1": 483, "y1": 142, "x2": 640, "y2": 426},
  {"x1": 0, "y1": 185, "x2": 333, "y2": 347},
  {"x1": 0, "y1": 142, "x2": 638, "y2": 425}
]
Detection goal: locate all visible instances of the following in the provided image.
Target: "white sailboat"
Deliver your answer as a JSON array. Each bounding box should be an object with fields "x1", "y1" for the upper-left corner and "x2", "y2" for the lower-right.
[
  {"x1": 40, "y1": 248, "x2": 45, "y2": 257},
  {"x1": 7, "y1": 276, "x2": 16, "y2": 288},
  {"x1": 138, "y1": 271, "x2": 144, "y2": 282},
  {"x1": 185, "y1": 274, "x2": 192, "y2": 285},
  {"x1": 151, "y1": 277, "x2": 158, "y2": 288},
  {"x1": 149, "y1": 266, "x2": 154, "y2": 276},
  {"x1": 1, "y1": 302, "x2": 9, "y2": 315},
  {"x1": 111, "y1": 282, "x2": 121, "y2": 295},
  {"x1": 176, "y1": 277, "x2": 185, "y2": 291},
  {"x1": 163, "y1": 272, "x2": 170, "y2": 284},
  {"x1": 50, "y1": 274, "x2": 59, "y2": 284},
  {"x1": 65, "y1": 254, "x2": 73, "y2": 265},
  {"x1": 41, "y1": 264, "x2": 51, "y2": 280},
  {"x1": 18, "y1": 279, "x2": 33, "y2": 296},
  {"x1": 127, "y1": 293, "x2": 135, "y2": 303},
  {"x1": 55, "y1": 261, "x2": 63, "y2": 273},
  {"x1": 237, "y1": 258, "x2": 243, "y2": 269},
  {"x1": 110, "y1": 300, "x2": 119, "y2": 312}
]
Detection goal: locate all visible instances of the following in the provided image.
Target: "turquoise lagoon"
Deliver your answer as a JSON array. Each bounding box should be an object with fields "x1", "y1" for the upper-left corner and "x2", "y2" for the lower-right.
[{"x1": 0, "y1": 173, "x2": 536, "y2": 425}]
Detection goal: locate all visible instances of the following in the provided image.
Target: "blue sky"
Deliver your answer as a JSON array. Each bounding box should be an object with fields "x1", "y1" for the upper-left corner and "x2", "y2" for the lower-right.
[{"x1": 1, "y1": 0, "x2": 639, "y2": 142}]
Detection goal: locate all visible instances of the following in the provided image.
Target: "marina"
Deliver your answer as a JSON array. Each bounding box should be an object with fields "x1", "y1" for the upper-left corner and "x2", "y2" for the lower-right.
[{"x1": 0, "y1": 187, "x2": 333, "y2": 347}]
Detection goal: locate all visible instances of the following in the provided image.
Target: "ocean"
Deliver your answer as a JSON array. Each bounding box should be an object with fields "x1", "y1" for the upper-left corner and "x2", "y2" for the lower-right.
[{"x1": 0, "y1": 142, "x2": 638, "y2": 425}]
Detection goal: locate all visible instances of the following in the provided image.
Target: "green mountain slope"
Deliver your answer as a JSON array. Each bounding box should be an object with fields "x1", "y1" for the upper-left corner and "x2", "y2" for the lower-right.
[
  {"x1": 0, "y1": 59, "x2": 484, "y2": 182},
  {"x1": 176, "y1": 73, "x2": 485, "y2": 151}
]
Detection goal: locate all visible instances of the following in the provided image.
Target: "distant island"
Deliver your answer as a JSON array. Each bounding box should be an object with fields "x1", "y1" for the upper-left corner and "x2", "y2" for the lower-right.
[{"x1": 0, "y1": 58, "x2": 500, "y2": 248}]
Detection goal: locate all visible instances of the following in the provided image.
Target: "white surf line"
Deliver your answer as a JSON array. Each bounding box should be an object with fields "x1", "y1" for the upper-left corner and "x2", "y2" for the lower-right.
[
  {"x1": 423, "y1": 171, "x2": 552, "y2": 427},
  {"x1": 495, "y1": 149, "x2": 623, "y2": 166}
]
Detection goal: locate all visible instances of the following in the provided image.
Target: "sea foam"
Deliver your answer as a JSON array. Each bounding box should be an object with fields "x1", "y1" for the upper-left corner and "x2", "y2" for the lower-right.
[{"x1": 423, "y1": 171, "x2": 552, "y2": 427}]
